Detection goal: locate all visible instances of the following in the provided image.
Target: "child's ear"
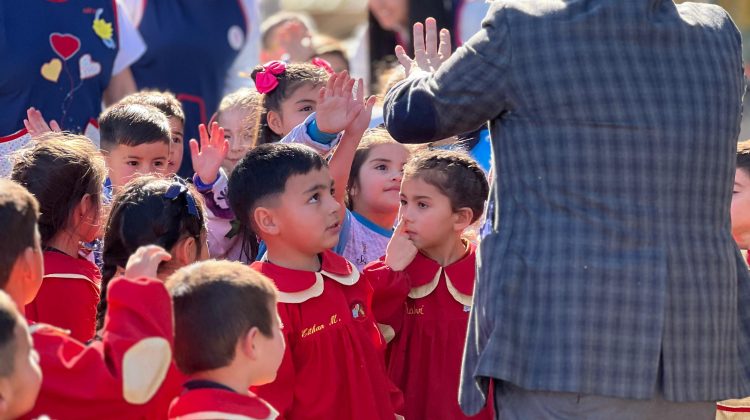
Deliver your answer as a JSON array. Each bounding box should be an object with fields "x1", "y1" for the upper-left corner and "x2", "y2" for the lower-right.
[
  {"x1": 173, "y1": 237, "x2": 198, "y2": 266},
  {"x1": 266, "y1": 110, "x2": 284, "y2": 135},
  {"x1": 453, "y1": 207, "x2": 474, "y2": 232},
  {"x1": 239, "y1": 327, "x2": 260, "y2": 360},
  {"x1": 253, "y1": 207, "x2": 280, "y2": 236}
]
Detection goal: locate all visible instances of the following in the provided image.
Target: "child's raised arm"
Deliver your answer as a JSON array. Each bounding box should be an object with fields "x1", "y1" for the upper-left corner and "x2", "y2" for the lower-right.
[
  {"x1": 26, "y1": 246, "x2": 181, "y2": 419},
  {"x1": 327, "y1": 78, "x2": 376, "y2": 208}
]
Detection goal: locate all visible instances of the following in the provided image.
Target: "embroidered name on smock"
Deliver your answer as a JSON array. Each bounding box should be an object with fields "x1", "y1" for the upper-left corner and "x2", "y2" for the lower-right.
[
  {"x1": 301, "y1": 324, "x2": 325, "y2": 338},
  {"x1": 406, "y1": 305, "x2": 425, "y2": 316}
]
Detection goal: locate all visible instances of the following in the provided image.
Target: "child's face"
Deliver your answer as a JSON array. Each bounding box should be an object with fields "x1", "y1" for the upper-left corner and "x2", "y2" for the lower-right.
[
  {"x1": 253, "y1": 303, "x2": 286, "y2": 386},
  {"x1": 105, "y1": 142, "x2": 170, "y2": 190},
  {"x1": 167, "y1": 117, "x2": 185, "y2": 175},
  {"x1": 731, "y1": 168, "x2": 750, "y2": 249},
  {"x1": 271, "y1": 167, "x2": 342, "y2": 254},
  {"x1": 369, "y1": 0, "x2": 408, "y2": 31},
  {"x1": 2, "y1": 318, "x2": 42, "y2": 419},
  {"x1": 399, "y1": 176, "x2": 457, "y2": 251},
  {"x1": 219, "y1": 108, "x2": 254, "y2": 173},
  {"x1": 271, "y1": 83, "x2": 320, "y2": 137},
  {"x1": 352, "y1": 144, "x2": 409, "y2": 216}
]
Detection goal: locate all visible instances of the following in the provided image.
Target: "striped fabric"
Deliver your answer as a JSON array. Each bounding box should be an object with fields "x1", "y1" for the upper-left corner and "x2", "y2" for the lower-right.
[{"x1": 384, "y1": 0, "x2": 749, "y2": 415}]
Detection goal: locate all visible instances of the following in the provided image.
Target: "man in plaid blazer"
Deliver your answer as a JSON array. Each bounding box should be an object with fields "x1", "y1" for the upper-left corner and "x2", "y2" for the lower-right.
[{"x1": 384, "y1": 1, "x2": 748, "y2": 418}]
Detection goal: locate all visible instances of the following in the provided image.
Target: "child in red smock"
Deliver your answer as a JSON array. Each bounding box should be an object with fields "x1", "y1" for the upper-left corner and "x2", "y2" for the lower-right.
[
  {"x1": 228, "y1": 140, "x2": 403, "y2": 419},
  {"x1": 365, "y1": 150, "x2": 494, "y2": 420},
  {"x1": 11, "y1": 134, "x2": 106, "y2": 342}
]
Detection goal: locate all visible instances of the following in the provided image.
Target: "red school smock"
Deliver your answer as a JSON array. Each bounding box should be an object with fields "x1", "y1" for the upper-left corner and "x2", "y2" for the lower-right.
[
  {"x1": 364, "y1": 242, "x2": 493, "y2": 420},
  {"x1": 250, "y1": 250, "x2": 403, "y2": 420},
  {"x1": 169, "y1": 383, "x2": 278, "y2": 420},
  {"x1": 22, "y1": 276, "x2": 183, "y2": 420},
  {"x1": 26, "y1": 250, "x2": 101, "y2": 342}
]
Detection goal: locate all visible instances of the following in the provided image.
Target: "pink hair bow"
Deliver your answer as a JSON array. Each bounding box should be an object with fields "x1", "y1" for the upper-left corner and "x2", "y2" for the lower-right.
[
  {"x1": 255, "y1": 60, "x2": 287, "y2": 94},
  {"x1": 311, "y1": 57, "x2": 334, "y2": 75}
]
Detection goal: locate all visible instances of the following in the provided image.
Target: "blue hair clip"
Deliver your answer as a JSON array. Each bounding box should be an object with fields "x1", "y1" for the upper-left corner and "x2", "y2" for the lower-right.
[{"x1": 164, "y1": 177, "x2": 199, "y2": 217}]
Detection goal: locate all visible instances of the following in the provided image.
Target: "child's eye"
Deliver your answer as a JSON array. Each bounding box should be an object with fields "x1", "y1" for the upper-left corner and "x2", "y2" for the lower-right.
[
  {"x1": 309, "y1": 193, "x2": 320, "y2": 203},
  {"x1": 375, "y1": 164, "x2": 387, "y2": 171},
  {"x1": 172, "y1": 137, "x2": 183, "y2": 144},
  {"x1": 126, "y1": 161, "x2": 138, "y2": 167},
  {"x1": 154, "y1": 160, "x2": 166, "y2": 167},
  {"x1": 330, "y1": 187, "x2": 336, "y2": 197},
  {"x1": 400, "y1": 199, "x2": 407, "y2": 206},
  {"x1": 300, "y1": 106, "x2": 314, "y2": 112},
  {"x1": 418, "y1": 202, "x2": 428, "y2": 209}
]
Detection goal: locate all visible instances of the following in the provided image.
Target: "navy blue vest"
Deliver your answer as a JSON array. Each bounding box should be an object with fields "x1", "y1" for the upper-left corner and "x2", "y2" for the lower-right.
[
  {"x1": 130, "y1": 0, "x2": 247, "y2": 177},
  {"x1": 0, "y1": 0, "x2": 118, "y2": 138}
]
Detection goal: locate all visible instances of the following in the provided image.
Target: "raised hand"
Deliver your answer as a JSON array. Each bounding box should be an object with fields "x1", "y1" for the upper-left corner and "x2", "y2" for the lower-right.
[
  {"x1": 395, "y1": 17, "x2": 452, "y2": 77},
  {"x1": 316, "y1": 71, "x2": 362, "y2": 134},
  {"x1": 124, "y1": 245, "x2": 172, "y2": 280},
  {"x1": 23, "y1": 107, "x2": 61, "y2": 139},
  {"x1": 345, "y1": 78, "x2": 378, "y2": 137},
  {"x1": 385, "y1": 219, "x2": 419, "y2": 272},
  {"x1": 190, "y1": 122, "x2": 229, "y2": 185}
]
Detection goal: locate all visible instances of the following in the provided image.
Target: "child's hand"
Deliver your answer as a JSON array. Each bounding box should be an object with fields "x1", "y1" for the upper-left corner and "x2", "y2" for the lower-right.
[
  {"x1": 124, "y1": 245, "x2": 172, "y2": 280},
  {"x1": 190, "y1": 122, "x2": 228, "y2": 185},
  {"x1": 385, "y1": 219, "x2": 418, "y2": 272},
  {"x1": 23, "y1": 107, "x2": 61, "y2": 139},
  {"x1": 316, "y1": 71, "x2": 362, "y2": 134},
  {"x1": 345, "y1": 79, "x2": 377, "y2": 138}
]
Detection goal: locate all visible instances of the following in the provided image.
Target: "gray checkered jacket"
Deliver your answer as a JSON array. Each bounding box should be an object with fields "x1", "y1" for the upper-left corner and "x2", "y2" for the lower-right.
[{"x1": 383, "y1": 0, "x2": 748, "y2": 414}]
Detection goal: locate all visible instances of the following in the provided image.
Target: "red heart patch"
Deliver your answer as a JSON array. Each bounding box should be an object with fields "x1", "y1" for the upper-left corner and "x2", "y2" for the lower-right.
[{"x1": 49, "y1": 33, "x2": 81, "y2": 61}]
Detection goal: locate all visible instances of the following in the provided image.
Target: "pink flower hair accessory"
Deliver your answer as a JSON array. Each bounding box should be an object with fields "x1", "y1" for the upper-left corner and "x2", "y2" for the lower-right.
[
  {"x1": 311, "y1": 57, "x2": 334, "y2": 75},
  {"x1": 255, "y1": 60, "x2": 287, "y2": 94}
]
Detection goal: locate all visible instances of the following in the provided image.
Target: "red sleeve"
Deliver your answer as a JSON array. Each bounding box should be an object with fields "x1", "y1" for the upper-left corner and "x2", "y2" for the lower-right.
[
  {"x1": 24, "y1": 276, "x2": 178, "y2": 420},
  {"x1": 363, "y1": 260, "x2": 410, "y2": 340},
  {"x1": 25, "y1": 276, "x2": 99, "y2": 342},
  {"x1": 251, "y1": 304, "x2": 295, "y2": 420}
]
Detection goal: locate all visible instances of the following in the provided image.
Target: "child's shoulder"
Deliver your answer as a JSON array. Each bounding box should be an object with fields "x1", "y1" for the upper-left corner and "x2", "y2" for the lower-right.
[
  {"x1": 42, "y1": 250, "x2": 101, "y2": 283},
  {"x1": 169, "y1": 387, "x2": 278, "y2": 420}
]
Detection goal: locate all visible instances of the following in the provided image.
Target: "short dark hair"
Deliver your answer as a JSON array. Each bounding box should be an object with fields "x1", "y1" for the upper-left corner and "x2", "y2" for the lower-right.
[
  {"x1": 99, "y1": 103, "x2": 171, "y2": 151},
  {"x1": 0, "y1": 291, "x2": 21, "y2": 376},
  {"x1": 228, "y1": 143, "x2": 326, "y2": 259},
  {"x1": 118, "y1": 91, "x2": 185, "y2": 124},
  {"x1": 738, "y1": 140, "x2": 750, "y2": 176},
  {"x1": 166, "y1": 260, "x2": 278, "y2": 375},
  {"x1": 97, "y1": 176, "x2": 206, "y2": 331},
  {"x1": 250, "y1": 63, "x2": 328, "y2": 145},
  {"x1": 11, "y1": 133, "x2": 106, "y2": 245},
  {"x1": 403, "y1": 149, "x2": 489, "y2": 223},
  {"x1": 0, "y1": 180, "x2": 39, "y2": 290}
]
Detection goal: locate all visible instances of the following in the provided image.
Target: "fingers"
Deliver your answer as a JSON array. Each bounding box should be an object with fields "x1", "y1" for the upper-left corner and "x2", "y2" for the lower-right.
[
  {"x1": 356, "y1": 79, "x2": 365, "y2": 103},
  {"x1": 49, "y1": 120, "x2": 61, "y2": 132},
  {"x1": 425, "y1": 17, "x2": 439, "y2": 60},
  {"x1": 198, "y1": 123, "x2": 209, "y2": 149},
  {"x1": 413, "y1": 22, "x2": 426, "y2": 65},
  {"x1": 438, "y1": 28, "x2": 452, "y2": 61},
  {"x1": 365, "y1": 95, "x2": 377, "y2": 111},
  {"x1": 325, "y1": 72, "x2": 337, "y2": 98},
  {"x1": 395, "y1": 45, "x2": 413, "y2": 74},
  {"x1": 344, "y1": 76, "x2": 356, "y2": 100},
  {"x1": 188, "y1": 138, "x2": 200, "y2": 162},
  {"x1": 333, "y1": 70, "x2": 348, "y2": 97}
]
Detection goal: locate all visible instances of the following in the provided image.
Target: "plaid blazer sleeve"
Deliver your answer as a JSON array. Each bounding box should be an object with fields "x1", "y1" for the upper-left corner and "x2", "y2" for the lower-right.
[{"x1": 384, "y1": 1, "x2": 512, "y2": 142}]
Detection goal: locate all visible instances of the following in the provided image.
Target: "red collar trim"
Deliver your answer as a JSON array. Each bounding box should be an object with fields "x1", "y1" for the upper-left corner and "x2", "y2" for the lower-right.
[
  {"x1": 250, "y1": 250, "x2": 359, "y2": 303},
  {"x1": 170, "y1": 388, "x2": 277, "y2": 420}
]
